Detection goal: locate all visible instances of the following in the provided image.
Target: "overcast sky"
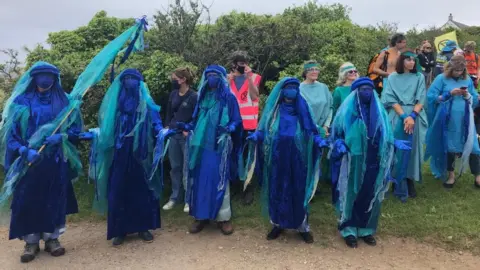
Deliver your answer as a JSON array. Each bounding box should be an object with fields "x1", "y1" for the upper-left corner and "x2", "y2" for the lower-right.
[{"x1": 1, "y1": 0, "x2": 480, "y2": 62}]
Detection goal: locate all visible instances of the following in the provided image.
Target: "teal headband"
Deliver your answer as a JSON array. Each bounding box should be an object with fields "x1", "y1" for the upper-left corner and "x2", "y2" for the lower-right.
[
  {"x1": 304, "y1": 63, "x2": 319, "y2": 70},
  {"x1": 340, "y1": 65, "x2": 356, "y2": 72},
  {"x1": 402, "y1": 51, "x2": 417, "y2": 58}
]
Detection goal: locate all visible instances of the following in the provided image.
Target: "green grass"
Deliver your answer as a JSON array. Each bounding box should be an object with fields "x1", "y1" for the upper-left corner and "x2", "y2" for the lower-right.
[{"x1": 2, "y1": 164, "x2": 480, "y2": 252}]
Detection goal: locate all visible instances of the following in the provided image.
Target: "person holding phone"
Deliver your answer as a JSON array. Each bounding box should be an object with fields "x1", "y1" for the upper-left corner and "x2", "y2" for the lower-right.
[
  {"x1": 426, "y1": 55, "x2": 480, "y2": 189},
  {"x1": 227, "y1": 51, "x2": 262, "y2": 205}
]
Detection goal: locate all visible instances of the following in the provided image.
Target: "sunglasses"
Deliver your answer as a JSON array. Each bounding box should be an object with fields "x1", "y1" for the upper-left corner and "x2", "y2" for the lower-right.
[
  {"x1": 306, "y1": 67, "x2": 320, "y2": 72},
  {"x1": 424, "y1": 47, "x2": 432, "y2": 49},
  {"x1": 347, "y1": 70, "x2": 358, "y2": 74}
]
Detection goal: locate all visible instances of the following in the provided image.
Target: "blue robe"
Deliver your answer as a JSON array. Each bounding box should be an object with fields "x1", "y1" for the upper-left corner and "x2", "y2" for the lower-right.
[
  {"x1": 6, "y1": 87, "x2": 79, "y2": 240},
  {"x1": 106, "y1": 88, "x2": 162, "y2": 239},
  {"x1": 187, "y1": 90, "x2": 242, "y2": 221},
  {"x1": 262, "y1": 102, "x2": 319, "y2": 229},
  {"x1": 426, "y1": 74, "x2": 479, "y2": 179}
]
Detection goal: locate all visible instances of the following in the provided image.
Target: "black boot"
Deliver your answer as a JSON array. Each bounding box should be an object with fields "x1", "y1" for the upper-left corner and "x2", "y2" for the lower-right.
[
  {"x1": 299, "y1": 232, "x2": 314, "y2": 244},
  {"x1": 344, "y1": 235, "x2": 357, "y2": 248},
  {"x1": 361, "y1": 235, "x2": 377, "y2": 246},
  {"x1": 112, "y1": 235, "x2": 125, "y2": 246},
  {"x1": 138, "y1": 231, "x2": 154, "y2": 243},
  {"x1": 407, "y1": 179, "x2": 417, "y2": 198},
  {"x1": 242, "y1": 184, "x2": 254, "y2": 206},
  {"x1": 44, "y1": 239, "x2": 66, "y2": 257},
  {"x1": 266, "y1": 227, "x2": 283, "y2": 240}
]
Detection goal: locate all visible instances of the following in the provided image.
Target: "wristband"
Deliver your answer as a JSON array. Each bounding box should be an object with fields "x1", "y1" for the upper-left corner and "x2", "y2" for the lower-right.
[
  {"x1": 409, "y1": 112, "x2": 417, "y2": 120},
  {"x1": 400, "y1": 113, "x2": 408, "y2": 120}
]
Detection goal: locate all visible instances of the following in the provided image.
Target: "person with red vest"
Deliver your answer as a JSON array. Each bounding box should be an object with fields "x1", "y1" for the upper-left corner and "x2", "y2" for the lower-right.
[
  {"x1": 464, "y1": 41, "x2": 480, "y2": 89},
  {"x1": 228, "y1": 51, "x2": 261, "y2": 205}
]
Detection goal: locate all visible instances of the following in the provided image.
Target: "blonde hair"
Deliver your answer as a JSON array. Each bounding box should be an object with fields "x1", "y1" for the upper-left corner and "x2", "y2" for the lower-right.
[{"x1": 336, "y1": 62, "x2": 358, "y2": 86}]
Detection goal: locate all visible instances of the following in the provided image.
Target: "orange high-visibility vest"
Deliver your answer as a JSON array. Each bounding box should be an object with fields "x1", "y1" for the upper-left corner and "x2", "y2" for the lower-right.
[{"x1": 230, "y1": 74, "x2": 261, "y2": 130}]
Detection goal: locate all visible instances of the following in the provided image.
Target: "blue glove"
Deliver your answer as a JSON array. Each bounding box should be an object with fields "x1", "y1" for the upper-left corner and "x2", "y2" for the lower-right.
[
  {"x1": 331, "y1": 139, "x2": 348, "y2": 160},
  {"x1": 246, "y1": 132, "x2": 259, "y2": 142},
  {"x1": 314, "y1": 135, "x2": 329, "y2": 148},
  {"x1": 18, "y1": 146, "x2": 28, "y2": 156},
  {"x1": 176, "y1": 122, "x2": 193, "y2": 132},
  {"x1": 218, "y1": 124, "x2": 235, "y2": 135},
  {"x1": 44, "y1": 134, "x2": 63, "y2": 146},
  {"x1": 27, "y1": 149, "x2": 40, "y2": 163},
  {"x1": 164, "y1": 129, "x2": 177, "y2": 139},
  {"x1": 394, "y1": 139, "x2": 412, "y2": 150},
  {"x1": 79, "y1": 132, "x2": 94, "y2": 141}
]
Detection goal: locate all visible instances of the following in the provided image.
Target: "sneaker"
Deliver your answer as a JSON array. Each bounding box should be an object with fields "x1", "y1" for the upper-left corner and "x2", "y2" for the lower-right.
[
  {"x1": 138, "y1": 231, "x2": 154, "y2": 243},
  {"x1": 20, "y1": 243, "x2": 40, "y2": 263},
  {"x1": 361, "y1": 235, "x2": 377, "y2": 246},
  {"x1": 112, "y1": 236, "x2": 125, "y2": 246},
  {"x1": 183, "y1": 203, "x2": 190, "y2": 213},
  {"x1": 44, "y1": 239, "x2": 65, "y2": 257},
  {"x1": 189, "y1": 220, "x2": 208, "y2": 234},
  {"x1": 299, "y1": 232, "x2": 314, "y2": 244},
  {"x1": 266, "y1": 227, "x2": 283, "y2": 240},
  {"x1": 344, "y1": 235, "x2": 358, "y2": 248},
  {"x1": 219, "y1": 221, "x2": 234, "y2": 235},
  {"x1": 162, "y1": 200, "x2": 176, "y2": 210}
]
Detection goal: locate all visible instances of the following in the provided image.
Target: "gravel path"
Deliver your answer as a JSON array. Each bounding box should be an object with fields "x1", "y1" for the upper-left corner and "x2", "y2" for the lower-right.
[{"x1": 0, "y1": 222, "x2": 478, "y2": 269}]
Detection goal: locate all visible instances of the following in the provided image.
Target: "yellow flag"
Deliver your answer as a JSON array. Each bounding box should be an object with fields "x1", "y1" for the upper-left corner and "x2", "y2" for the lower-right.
[{"x1": 434, "y1": 31, "x2": 458, "y2": 52}]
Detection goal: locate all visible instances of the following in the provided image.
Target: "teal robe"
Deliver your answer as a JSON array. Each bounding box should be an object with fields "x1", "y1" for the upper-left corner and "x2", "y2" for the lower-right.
[{"x1": 382, "y1": 72, "x2": 428, "y2": 183}]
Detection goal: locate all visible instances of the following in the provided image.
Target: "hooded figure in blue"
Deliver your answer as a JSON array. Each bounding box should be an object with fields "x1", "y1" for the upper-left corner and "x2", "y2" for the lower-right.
[
  {"x1": 0, "y1": 62, "x2": 82, "y2": 263},
  {"x1": 246, "y1": 77, "x2": 328, "y2": 244},
  {"x1": 82, "y1": 69, "x2": 163, "y2": 246},
  {"x1": 330, "y1": 77, "x2": 406, "y2": 249},
  {"x1": 425, "y1": 55, "x2": 480, "y2": 188},
  {"x1": 177, "y1": 65, "x2": 243, "y2": 236}
]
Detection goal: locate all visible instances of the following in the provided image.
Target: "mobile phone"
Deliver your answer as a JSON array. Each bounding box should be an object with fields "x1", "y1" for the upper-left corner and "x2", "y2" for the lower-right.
[{"x1": 460, "y1": 86, "x2": 467, "y2": 90}]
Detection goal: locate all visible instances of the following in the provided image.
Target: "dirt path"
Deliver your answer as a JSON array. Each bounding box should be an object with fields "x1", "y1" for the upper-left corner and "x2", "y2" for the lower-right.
[{"x1": 0, "y1": 222, "x2": 478, "y2": 270}]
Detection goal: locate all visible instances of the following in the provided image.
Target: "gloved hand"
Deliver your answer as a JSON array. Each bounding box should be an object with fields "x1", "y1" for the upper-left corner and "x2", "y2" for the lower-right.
[
  {"x1": 217, "y1": 124, "x2": 236, "y2": 135},
  {"x1": 331, "y1": 139, "x2": 348, "y2": 160},
  {"x1": 27, "y1": 149, "x2": 40, "y2": 163},
  {"x1": 176, "y1": 122, "x2": 193, "y2": 132},
  {"x1": 164, "y1": 129, "x2": 177, "y2": 139},
  {"x1": 18, "y1": 146, "x2": 28, "y2": 156},
  {"x1": 394, "y1": 139, "x2": 412, "y2": 150},
  {"x1": 314, "y1": 135, "x2": 329, "y2": 149},
  {"x1": 44, "y1": 134, "x2": 63, "y2": 146},
  {"x1": 246, "y1": 132, "x2": 259, "y2": 142},
  {"x1": 79, "y1": 132, "x2": 94, "y2": 141}
]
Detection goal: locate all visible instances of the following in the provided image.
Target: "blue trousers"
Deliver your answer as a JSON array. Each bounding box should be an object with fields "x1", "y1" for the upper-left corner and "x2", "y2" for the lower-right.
[{"x1": 23, "y1": 226, "x2": 64, "y2": 244}]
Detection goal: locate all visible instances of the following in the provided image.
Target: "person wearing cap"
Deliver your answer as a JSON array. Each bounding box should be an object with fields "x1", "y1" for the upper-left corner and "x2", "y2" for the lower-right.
[
  {"x1": 246, "y1": 77, "x2": 328, "y2": 244},
  {"x1": 80, "y1": 69, "x2": 164, "y2": 246},
  {"x1": 463, "y1": 41, "x2": 480, "y2": 89},
  {"x1": 0, "y1": 62, "x2": 84, "y2": 262},
  {"x1": 177, "y1": 65, "x2": 243, "y2": 235},
  {"x1": 227, "y1": 51, "x2": 261, "y2": 206},
  {"x1": 434, "y1": 40, "x2": 458, "y2": 77},
  {"x1": 382, "y1": 51, "x2": 428, "y2": 201},
  {"x1": 330, "y1": 77, "x2": 410, "y2": 248},
  {"x1": 426, "y1": 55, "x2": 480, "y2": 189},
  {"x1": 332, "y1": 62, "x2": 359, "y2": 115}
]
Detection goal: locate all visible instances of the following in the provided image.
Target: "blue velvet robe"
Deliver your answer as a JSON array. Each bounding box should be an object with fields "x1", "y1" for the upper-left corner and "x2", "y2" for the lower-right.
[
  {"x1": 188, "y1": 90, "x2": 243, "y2": 221},
  {"x1": 106, "y1": 88, "x2": 162, "y2": 239},
  {"x1": 6, "y1": 87, "x2": 79, "y2": 240},
  {"x1": 263, "y1": 102, "x2": 319, "y2": 229}
]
